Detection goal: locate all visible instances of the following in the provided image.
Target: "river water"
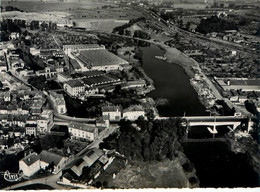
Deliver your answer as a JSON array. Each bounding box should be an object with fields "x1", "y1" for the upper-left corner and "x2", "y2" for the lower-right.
[
  {"x1": 141, "y1": 44, "x2": 259, "y2": 187},
  {"x1": 140, "y1": 44, "x2": 207, "y2": 117}
]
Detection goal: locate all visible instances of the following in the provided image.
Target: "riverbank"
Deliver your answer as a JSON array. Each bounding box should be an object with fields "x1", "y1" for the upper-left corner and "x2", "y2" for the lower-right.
[
  {"x1": 227, "y1": 132, "x2": 260, "y2": 176},
  {"x1": 156, "y1": 42, "x2": 221, "y2": 110}
]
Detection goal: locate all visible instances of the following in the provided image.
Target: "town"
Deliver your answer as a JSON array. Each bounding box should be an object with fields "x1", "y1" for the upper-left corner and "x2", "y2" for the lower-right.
[{"x1": 0, "y1": 0, "x2": 259, "y2": 190}]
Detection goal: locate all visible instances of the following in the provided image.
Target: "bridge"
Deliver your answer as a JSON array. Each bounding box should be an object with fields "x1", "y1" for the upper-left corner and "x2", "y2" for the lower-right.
[
  {"x1": 156, "y1": 115, "x2": 251, "y2": 134},
  {"x1": 183, "y1": 116, "x2": 245, "y2": 129}
]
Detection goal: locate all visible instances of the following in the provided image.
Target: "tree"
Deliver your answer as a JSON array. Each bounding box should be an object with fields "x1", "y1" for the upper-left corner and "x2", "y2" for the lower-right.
[
  {"x1": 175, "y1": 32, "x2": 180, "y2": 42},
  {"x1": 145, "y1": 109, "x2": 155, "y2": 121},
  {"x1": 125, "y1": 30, "x2": 131, "y2": 36}
]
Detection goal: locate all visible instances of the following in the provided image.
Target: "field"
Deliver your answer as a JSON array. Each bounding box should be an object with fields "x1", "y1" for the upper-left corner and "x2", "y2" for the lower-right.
[
  {"x1": 107, "y1": 159, "x2": 188, "y2": 188},
  {"x1": 173, "y1": 3, "x2": 207, "y2": 10},
  {"x1": 1, "y1": 1, "x2": 111, "y2": 12},
  {"x1": 73, "y1": 19, "x2": 128, "y2": 33}
]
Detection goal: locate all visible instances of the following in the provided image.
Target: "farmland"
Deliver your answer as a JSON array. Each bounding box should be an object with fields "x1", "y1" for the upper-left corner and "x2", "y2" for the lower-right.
[
  {"x1": 73, "y1": 19, "x2": 128, "y2": 33},
  {"x1": 1, "y1": 1, "x2": 111, "y2": 12}
]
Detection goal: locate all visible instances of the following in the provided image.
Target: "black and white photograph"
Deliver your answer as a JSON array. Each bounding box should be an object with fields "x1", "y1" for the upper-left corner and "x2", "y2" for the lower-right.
[{"x1": 0, "y1": 0, "x2": 259, "y2": 190}]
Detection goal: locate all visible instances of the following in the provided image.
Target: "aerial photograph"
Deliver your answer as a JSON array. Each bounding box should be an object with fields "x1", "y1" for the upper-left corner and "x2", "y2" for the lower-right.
[{"x1": 0, "y1": 0, "x2": 259, "y2": 190}]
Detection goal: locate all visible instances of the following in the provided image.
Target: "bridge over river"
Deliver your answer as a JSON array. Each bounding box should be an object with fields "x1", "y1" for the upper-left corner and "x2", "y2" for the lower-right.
[{"x1": 156, "y1": 115, "x2": 252, "y2": 134}]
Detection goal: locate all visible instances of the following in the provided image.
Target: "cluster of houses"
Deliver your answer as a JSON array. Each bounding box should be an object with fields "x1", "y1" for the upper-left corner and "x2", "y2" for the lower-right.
[
  {"x1": 0, "y1": 90, "x2": 55, "y2": 150},
  {"x1": 19, "y1": 150, "x2": 69, "y2": 177},
  {"x1": 60, "y1": 148, "x2": 115, "y2": 186},
  {"x1": 208, "y1": 30, "x2": 259, "y2": 47},
  {"x1": 102, "y1": 105, "x2": 145, "y2": 121}
]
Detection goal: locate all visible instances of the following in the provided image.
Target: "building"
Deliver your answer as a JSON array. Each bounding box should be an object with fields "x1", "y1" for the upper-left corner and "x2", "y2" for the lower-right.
[
  {"x1": 62, "y1": 148, "x2": 104, "y2": 178},
  {"x1": 63, "y1": 80, "x2": 85, "y2": 97},
  {"x1": 63, "y1": 44, "x2": 105, "y2": 55},
  {"x1": 215, "y1": 78, "x2": 260, "y2": 92},
  {"x1": 19, "y1": 152, "x2": 41, "y2": 177},
  {"x1": 10, "y1": 32, "x2": 20, "y2": 40},
  {"x1": 39, "y1": 150, "x2": 68, "y2": 174},
  {"x1": 96, "y1": 116, "x2": 109, "y2": 128},
  {"x1": 81, "y1": 75, "x2": 120, "y2": 88},
  {"x1": 68, "y1": 122, "x2": 98, "y2": 141},
  {"x1": 122, "y1": 105, "x2": 145, "y2": 120},
  {"x1": 73, "y1": 49, "x2": 129, "y2": 72},
  {"x1": 57, "y1": 73, "x2": 72, "y2": 83},
  {"x1": 0, "y1": 61, "x2": 7, "y2": 72},
  {"x1": 25, "y1": 124, "x2": 37, "y2": 136},
  {"x1": 49, "y1": 91, "x2": 67, "y2": 114},
  {"x1": 102, "y1": 105, "x2": 122, "y2": 121},
  {"x1": 9, "y1": 56, "x2": 25, "y2": 70},
  {"x1": 37, "y1": 109, "x2": 54, "y2": 133},
  {"x1": 36, "y1": 67, "x2": 57, "y2": 78},
  {"x1": 19, "y1": 150, "x2": 68, "y2": 177},
  {"x1": 122, "y1": 80, "x2": 146, "y2": 89}
]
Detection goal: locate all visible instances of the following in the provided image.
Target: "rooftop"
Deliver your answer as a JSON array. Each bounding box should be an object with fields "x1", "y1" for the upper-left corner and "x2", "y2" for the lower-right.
[
  {"x1": 123, "y1": 105, "x2": 144, "y2": 113},
  {"x1": 21, "y1": 152, "x2": 40, "y2": 166},
  {"x1": 40, "y1": 150, "x2": 65, "y2": 166},
  {"x1": 81, "y1": 75, "x2": 119, "y2": 87},
  {"x1": 65, "y1": 79, "x2": 84, "y2": 88},
  {"x1": 63, "y1": 44, "x2": 103, "y2": 49},
  {"x1": 68, "y1": 122, "x2": 97, "y2": 133},
  {"x1": 102, "y1": 105, "x2": 122, "y2": 112},
  {"x1": 76, "y1": 49, "x2": 128, "y2": 67}
]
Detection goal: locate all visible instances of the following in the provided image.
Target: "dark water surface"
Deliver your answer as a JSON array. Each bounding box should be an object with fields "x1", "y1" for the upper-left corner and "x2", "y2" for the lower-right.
[
  {"x1": 141, "y1": 44, "x2": 259, "y2": 187},
  {"x1": 183, "y1": 141, "x2": 259, "y2": 187},
  {"x1": 140, "y1": 44, "x2": 207, "y2": 117}
]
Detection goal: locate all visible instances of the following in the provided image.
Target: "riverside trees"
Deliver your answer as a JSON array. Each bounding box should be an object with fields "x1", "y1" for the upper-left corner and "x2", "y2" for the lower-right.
[{"x1": 99, "y1": 117, "x2": 186, "y2": 162}]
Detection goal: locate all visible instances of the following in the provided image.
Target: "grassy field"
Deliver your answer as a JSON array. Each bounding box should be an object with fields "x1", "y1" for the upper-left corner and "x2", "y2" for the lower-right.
[
  {"x1": 73, "y1": 19, "x2": 128, "y2": 33},
  {"x1": 1, "y1": 1, "x2": 111, "y2": 12},
  {"x1": 108, "y1": 159, "x2": 188, "y2": 188}
]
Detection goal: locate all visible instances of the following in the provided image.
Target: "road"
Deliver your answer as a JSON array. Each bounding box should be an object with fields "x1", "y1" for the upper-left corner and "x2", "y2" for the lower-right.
[
  {"x1": 2, "y1": 172, "x2": 70, "y2": 190},
  {"x1": 134, "y1": 6, "x2": 257, "y2": 56},
  {"x1": 2, "y1": 123, "x2": 118, "y2": 190},
  {"x1": 63, "y1": 123, "x2": 119, "y2": 170}
]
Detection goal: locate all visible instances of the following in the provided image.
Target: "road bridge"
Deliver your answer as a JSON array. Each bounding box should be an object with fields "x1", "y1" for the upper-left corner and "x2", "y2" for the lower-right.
[{"x1": 156, "y1": 115, "x2": 251, "y2": 132}]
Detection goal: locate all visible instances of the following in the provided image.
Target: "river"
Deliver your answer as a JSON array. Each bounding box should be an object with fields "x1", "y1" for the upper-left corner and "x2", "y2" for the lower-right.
[
  {"x1": 140, "y1": 44, "x2": 207, "y2": 117},
  {"x1": 141, "y1": 44, "x2": 259, "y2": 187}
]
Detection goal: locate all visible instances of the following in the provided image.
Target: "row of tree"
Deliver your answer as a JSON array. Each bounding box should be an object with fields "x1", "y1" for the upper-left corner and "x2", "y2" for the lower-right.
[
  {"x1": 99, "y1": 117, "x2": 186, "y2": 162},
  {"x1": 133, "y1": 30, "x2": 151, "y2": 40}
]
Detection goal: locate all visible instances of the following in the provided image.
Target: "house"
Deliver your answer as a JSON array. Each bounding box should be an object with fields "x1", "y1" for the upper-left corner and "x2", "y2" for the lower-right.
[
  {"x1": 19, "y1": 150, "x2": 68, "y2": 177},
  {"x1": 61, "y1": 148, "x2": 114, "y2": 185},
  {"x1": 102, "y1": 105, "x2": 122, "y2": 121},
  {"x1": 37, "y1": 109, "x2": 54, "y2": 133},
  {"x1": 0, "y1": 139, "x2": 8, "y2": 150},
  {"x1": 36, "y1": 67, "x2": 56, "y2": 78},
  {"x1": 63, "y1": 80, "x2": 85, "y2": 97},
  {"x1": 68, "y1": 122, "x2": 98, "y2": 141},
  {"x1": 25, "y1": 124, "x2": 37, "y2": 136},
  {"x1": 10, "y1": 32, "x2": 20, "y2": 40},
  {"x1": 63, "y1": 148, "x2": 104, "y2": 178},
  {"x1": 122, "y1": 105, "x2": 145, "y2": 120},
  {"x1": 0, "y1": 61, "x2": 7, "y2": 71},
  {"x1": 49, "y1": 91, "x2": 67, "y2": 114},
  {"x1": 29, "y1": 48, "x2": 40, "y2": 56},
  {"x1": 3, "y1": 92, "x2": 11, "y2": 102},
  {"x1": 9, "y1": 57, "x2": 25, "y2": 70},
  {"x1": 39, "y1": 150, "x2": 68, "y2": 174},
  {"x1": 96, "y1": 116, "x2": 109, "y2": 128},
  {"x1": 122, "y1": 80, "x2": 146, "y2": 89},
  {"x1": 57, "y1": 73, "x2": 72, "y2": 83},
  {"x1": 19, "y1": 152, "x2": 41, "y2": 177}
]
